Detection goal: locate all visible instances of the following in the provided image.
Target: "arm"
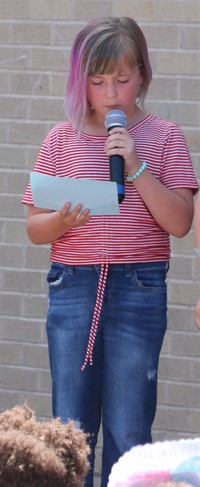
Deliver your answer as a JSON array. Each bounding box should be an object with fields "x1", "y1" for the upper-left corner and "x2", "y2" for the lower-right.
[
  {"x1": 105, "y1": 127, "x2": 194, "y2": 237},
  {"x1": 26, "y1": 203, "x2": 90, "y2": 244},
  {"x1": 129, "y1": 165, "x2": 194, "y2": 238},
  {"x1": 194, "y1": 191, "x2": 200, "y2": 329}
]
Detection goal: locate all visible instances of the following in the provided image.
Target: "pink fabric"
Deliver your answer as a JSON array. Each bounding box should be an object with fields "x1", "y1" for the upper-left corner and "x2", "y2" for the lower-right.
[{"x1": 22, "y1": 115, "x2": 198, "y2": 267}]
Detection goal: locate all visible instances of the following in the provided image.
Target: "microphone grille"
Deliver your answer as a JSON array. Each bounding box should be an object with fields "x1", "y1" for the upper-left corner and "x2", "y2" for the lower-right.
[{"x1": 105, "y1": 109, "x2": 128, "y2": 130}]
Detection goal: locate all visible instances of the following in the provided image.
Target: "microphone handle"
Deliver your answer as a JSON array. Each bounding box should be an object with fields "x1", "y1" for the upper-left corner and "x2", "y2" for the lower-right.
[{"x1": 110, "y1": 154, "x2": 125, "y2": 204}]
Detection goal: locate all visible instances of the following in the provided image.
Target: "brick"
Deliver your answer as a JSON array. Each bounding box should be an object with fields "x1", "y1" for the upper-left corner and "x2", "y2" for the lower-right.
[
  {"x1": 157, "y1": 51, "x2": 199, "y2": 76},
  {"x1": 0, "y1": 145, "x2": 27, "y2": 168},
  {"x1": 73, "y1": 0, "x2": 112, "y2": 20},
  {"x1": 11, "y1": 22, "x2": 51, "y2": 45},
  {"x1": 159, "y1": 355, "x2": 200, "y2": 383},
  {"x1": 51, "y1": 22, "x2": 83, "y2": 46},
  {"x1": 183, "y1": 128, "x2": 200, "y2": 153},
  {"x1": 148, "y1": 77, "x2": 178, "y2": 100},
  {"x1": 3, "y1": 269, "x2": 42, "y2": 294},
  {"x1": 0, "y1": 46, "x2": 29, "y2": 69},
  {"x1": 10, "y1": 72, "x2": 49, "y2": 96},
  {"x1": 158, "y1": 381, "x2": 200, "y2": 408},
  {"x1": 146, "y1": 100, "x2": 199, "y2": 127},
  {"x1": 0, "y1": 293, "x2": 22, "y2": 316},
  {"x1": 0, "y1": 22, "x2": 10, "y2": 44},
  {"x1": 24, "y1": 243, "x2": 49, "y2": 267},
  {"x1": 168, "y1": 255, "x2": 194, "y2": 280},
  {"x1": 30, "y1": 47, "x2": 69, "y2": 72},
  {"x1": 179, "y1": 78, "x2": 200, "y2": 101},
  {"x1": 0, "y1": 244, "x2": 23, "y2": 268},
  {"x1": 113, "y1": 0, "x2": 157, "y2": 20},
  {"x1": 50, "y1": 73, "x2": 66, "y2": 97},
  {"x1": 168, "y1": 331, "x2": 200, "y2": 358},
  {"x1": 20, "y1": 393, "x2": 52, "y2": 419},
  {"x1": 189, "y1": 408, "x2": 200, "y2": 432},
  {"x1": 3, "y1": 220, "x2": 29, "y2": 244},
  {"x1": 21, "y1": 294, "x2": 48, "y2": 319},
  {"x1": 5, "y1": 172, "x2": 29, "y2": 194},
  {"x1": 167, "y1": 306, "x2": 195, "y2": 331},
  {"x1": 0, "y1": 122, "x2": 8, "y2": 144},
  {"x1": 0, "y1": 365, "x2": 41, "y2": 392},
  {"x1": 29, "y1": 0, "x2": 71, "y2": 20},
  {"x1": 171, "y1": 231, "x2": 196, "y2": 254},
  {"x1": 8, "y1": 121, "x2": 49, "y2": 145},
  {"x1": 26, "y1": 147, "x2": 44, "y2": 169},
  {"x1": 0, "y1": 391, "x2": 52, "y2": 420},
  {"x1": 29, "y1": 97, "x2": 64, "y2": 122},
  {"x1": 39, "y1": 369, "x2": 53, "y2": 392},
  {"x1": 0, "y1": 172, "x2": 6, "y2": 192},
  {"x1": 169, "y1": 280, "x2": 199, "y2": 305},
  {"x1": 143, "y1": 25, "x2": 179, "y2": 49},
  {"x1": 0, "y1": 195, "x2": 25, "y2": 218},
  {"x1": 158, "y1": 0, "x2": 200, "y2": 22},
  {"x1": 0, "y1": 342, "x2": 49, "y2": 370},
  {"x1": 154, "y1": 405, "x2": 198, "y2": 434},
  {"x1": 0, "y1": 0, "x2": 31, "y2": 20},
  {"x1": 0, "y1": 316, "x2": 45, "y2": 343},
  {"x1": 180, "y1": 25, "x2": 200, "y2": 50},
  {"x1": 0, "y1": 95, "x2": 29, "y2": 119},
  {"x1": 0, "y1": 71, "x2": 11, "y2": 93}
]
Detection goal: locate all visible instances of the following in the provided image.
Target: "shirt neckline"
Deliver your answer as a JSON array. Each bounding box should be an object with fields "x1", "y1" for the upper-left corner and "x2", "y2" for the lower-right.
[{"x1": 72, "y1": 113, "x2": 154, "y2": 141}]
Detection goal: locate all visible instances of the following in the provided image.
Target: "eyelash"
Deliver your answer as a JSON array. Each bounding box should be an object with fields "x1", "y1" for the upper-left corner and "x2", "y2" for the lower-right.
[{"x1": 91, "y1": 80, "x2": 129, "y2": 85}]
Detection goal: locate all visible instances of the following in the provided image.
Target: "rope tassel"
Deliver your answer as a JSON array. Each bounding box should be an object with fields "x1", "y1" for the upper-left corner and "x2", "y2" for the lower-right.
[{"x1": 81, "y1": 263, "x2": 109, "y2": 371}]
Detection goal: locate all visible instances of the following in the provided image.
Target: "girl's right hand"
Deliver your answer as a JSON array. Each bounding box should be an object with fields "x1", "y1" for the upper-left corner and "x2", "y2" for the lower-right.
[{"x1": 57, "y1": 202, "x2": 90, "y2": 229}]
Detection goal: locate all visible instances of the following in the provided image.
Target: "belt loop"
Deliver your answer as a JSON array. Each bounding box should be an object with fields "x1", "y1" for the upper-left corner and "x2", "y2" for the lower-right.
[
  {"x1": 66, "y1": 265, "x2": 74, "y2": 276},
  {"x1": 126, "y1": 263, "x2": 132, "y2": 277}
]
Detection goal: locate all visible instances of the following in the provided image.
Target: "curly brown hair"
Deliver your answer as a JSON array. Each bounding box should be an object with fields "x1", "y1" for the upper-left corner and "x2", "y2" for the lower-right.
[{"x1": 0, "y1": 403, "x2": 90, "y2": 487}]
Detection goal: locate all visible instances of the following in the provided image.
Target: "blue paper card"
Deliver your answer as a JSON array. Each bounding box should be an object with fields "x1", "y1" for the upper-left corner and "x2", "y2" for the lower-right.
[{"x1": 30, "y1": 172, "x2": 120, "y2": 215}]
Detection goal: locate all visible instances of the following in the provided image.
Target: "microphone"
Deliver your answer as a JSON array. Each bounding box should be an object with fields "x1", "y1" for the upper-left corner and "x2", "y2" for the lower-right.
[{"x1": 104, "y1": 109, "x2": 128, "y2": 204}]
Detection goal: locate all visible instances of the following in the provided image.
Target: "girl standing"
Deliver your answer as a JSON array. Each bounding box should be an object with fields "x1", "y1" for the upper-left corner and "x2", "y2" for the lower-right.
[{"x1": 22, "y1": 17, "x2": 198, "y2": 487}]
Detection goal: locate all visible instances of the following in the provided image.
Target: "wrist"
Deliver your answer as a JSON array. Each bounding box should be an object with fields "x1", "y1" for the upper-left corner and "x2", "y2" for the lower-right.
[
  {"x1": 56, "y1": 210, "x2": 72, "y2": 232},
  {"x1": 127, "y1": 161, "x2": 147, "y2": 182}
]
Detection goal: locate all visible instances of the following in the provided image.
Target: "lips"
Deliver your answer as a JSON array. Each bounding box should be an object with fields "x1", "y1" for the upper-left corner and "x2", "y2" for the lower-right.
[{"x1": 106, "y1": 105, "x2": 119, "y2": 110}]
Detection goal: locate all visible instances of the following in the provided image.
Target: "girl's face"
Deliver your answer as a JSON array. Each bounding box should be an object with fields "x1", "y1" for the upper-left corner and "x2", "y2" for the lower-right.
[{"x1": 87, "y1": 64, "x2": 143, "y2": 126}]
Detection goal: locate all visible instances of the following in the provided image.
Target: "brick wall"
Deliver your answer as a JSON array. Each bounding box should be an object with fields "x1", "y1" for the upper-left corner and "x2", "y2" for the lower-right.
[{"x1": 0, "y1": 1, "x2": 199, "y2": 485}]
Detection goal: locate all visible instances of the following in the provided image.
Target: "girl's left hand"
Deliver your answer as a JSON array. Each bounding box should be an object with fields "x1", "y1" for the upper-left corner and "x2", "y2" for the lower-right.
[{"x1": 104, "y1": 127, "x2": 139, "y2": 174}]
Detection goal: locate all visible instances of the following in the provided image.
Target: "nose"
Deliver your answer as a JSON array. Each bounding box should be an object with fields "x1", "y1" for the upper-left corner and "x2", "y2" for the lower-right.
[{"x1": 105, "y1": 81, "x2": 117, "y2": 99}]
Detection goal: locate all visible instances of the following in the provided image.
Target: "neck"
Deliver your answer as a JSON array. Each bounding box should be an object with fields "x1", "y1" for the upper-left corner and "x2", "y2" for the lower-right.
[{"x1": 82, "y1": 106, "x2": 147, "y2": 135}]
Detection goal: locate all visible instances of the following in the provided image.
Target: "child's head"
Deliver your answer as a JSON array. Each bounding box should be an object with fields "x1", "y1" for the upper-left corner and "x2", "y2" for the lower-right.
[
  {"x1": 0, "y1": 403, "x2": 90, "y2": 487},
  {"x1": 153, "y1": 483, "x2": 194, "y2": 487},
  {"x1": 65, "y1": 16, "x2": 152, "y2": 130},
  {"x1": 108, "y1": 438, "x2": 200, "y2": 487}
]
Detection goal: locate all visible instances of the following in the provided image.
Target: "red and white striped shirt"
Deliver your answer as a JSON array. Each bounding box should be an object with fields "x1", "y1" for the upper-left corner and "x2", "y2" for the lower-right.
[{"x1": 22, "y1": 114, "x2": 198, "y2": 265}]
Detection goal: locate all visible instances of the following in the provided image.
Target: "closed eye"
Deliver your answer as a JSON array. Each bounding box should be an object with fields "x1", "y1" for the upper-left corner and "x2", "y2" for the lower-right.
[{"x1": 91, "y1": 81, "x2": 103, "y2": 85}]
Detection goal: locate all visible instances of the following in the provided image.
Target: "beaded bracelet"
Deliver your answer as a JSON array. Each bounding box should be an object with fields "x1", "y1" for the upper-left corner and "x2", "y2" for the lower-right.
[{"x1": 127, "y1": 161, "x2": 147, "y2": 182}]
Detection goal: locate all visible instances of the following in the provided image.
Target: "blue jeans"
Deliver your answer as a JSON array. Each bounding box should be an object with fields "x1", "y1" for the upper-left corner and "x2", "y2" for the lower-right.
[{"x1": 46, "y1": 262, "x2": 168, "y2": 487}]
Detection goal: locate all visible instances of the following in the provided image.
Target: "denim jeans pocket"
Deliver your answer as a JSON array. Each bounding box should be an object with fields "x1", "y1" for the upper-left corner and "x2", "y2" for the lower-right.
[
  {"x1": 133, "y1": 263, "x2": 168, "y2": 292},
  {"x1": 47, "y1": 263, "x2": 70, "y2": 288}
]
